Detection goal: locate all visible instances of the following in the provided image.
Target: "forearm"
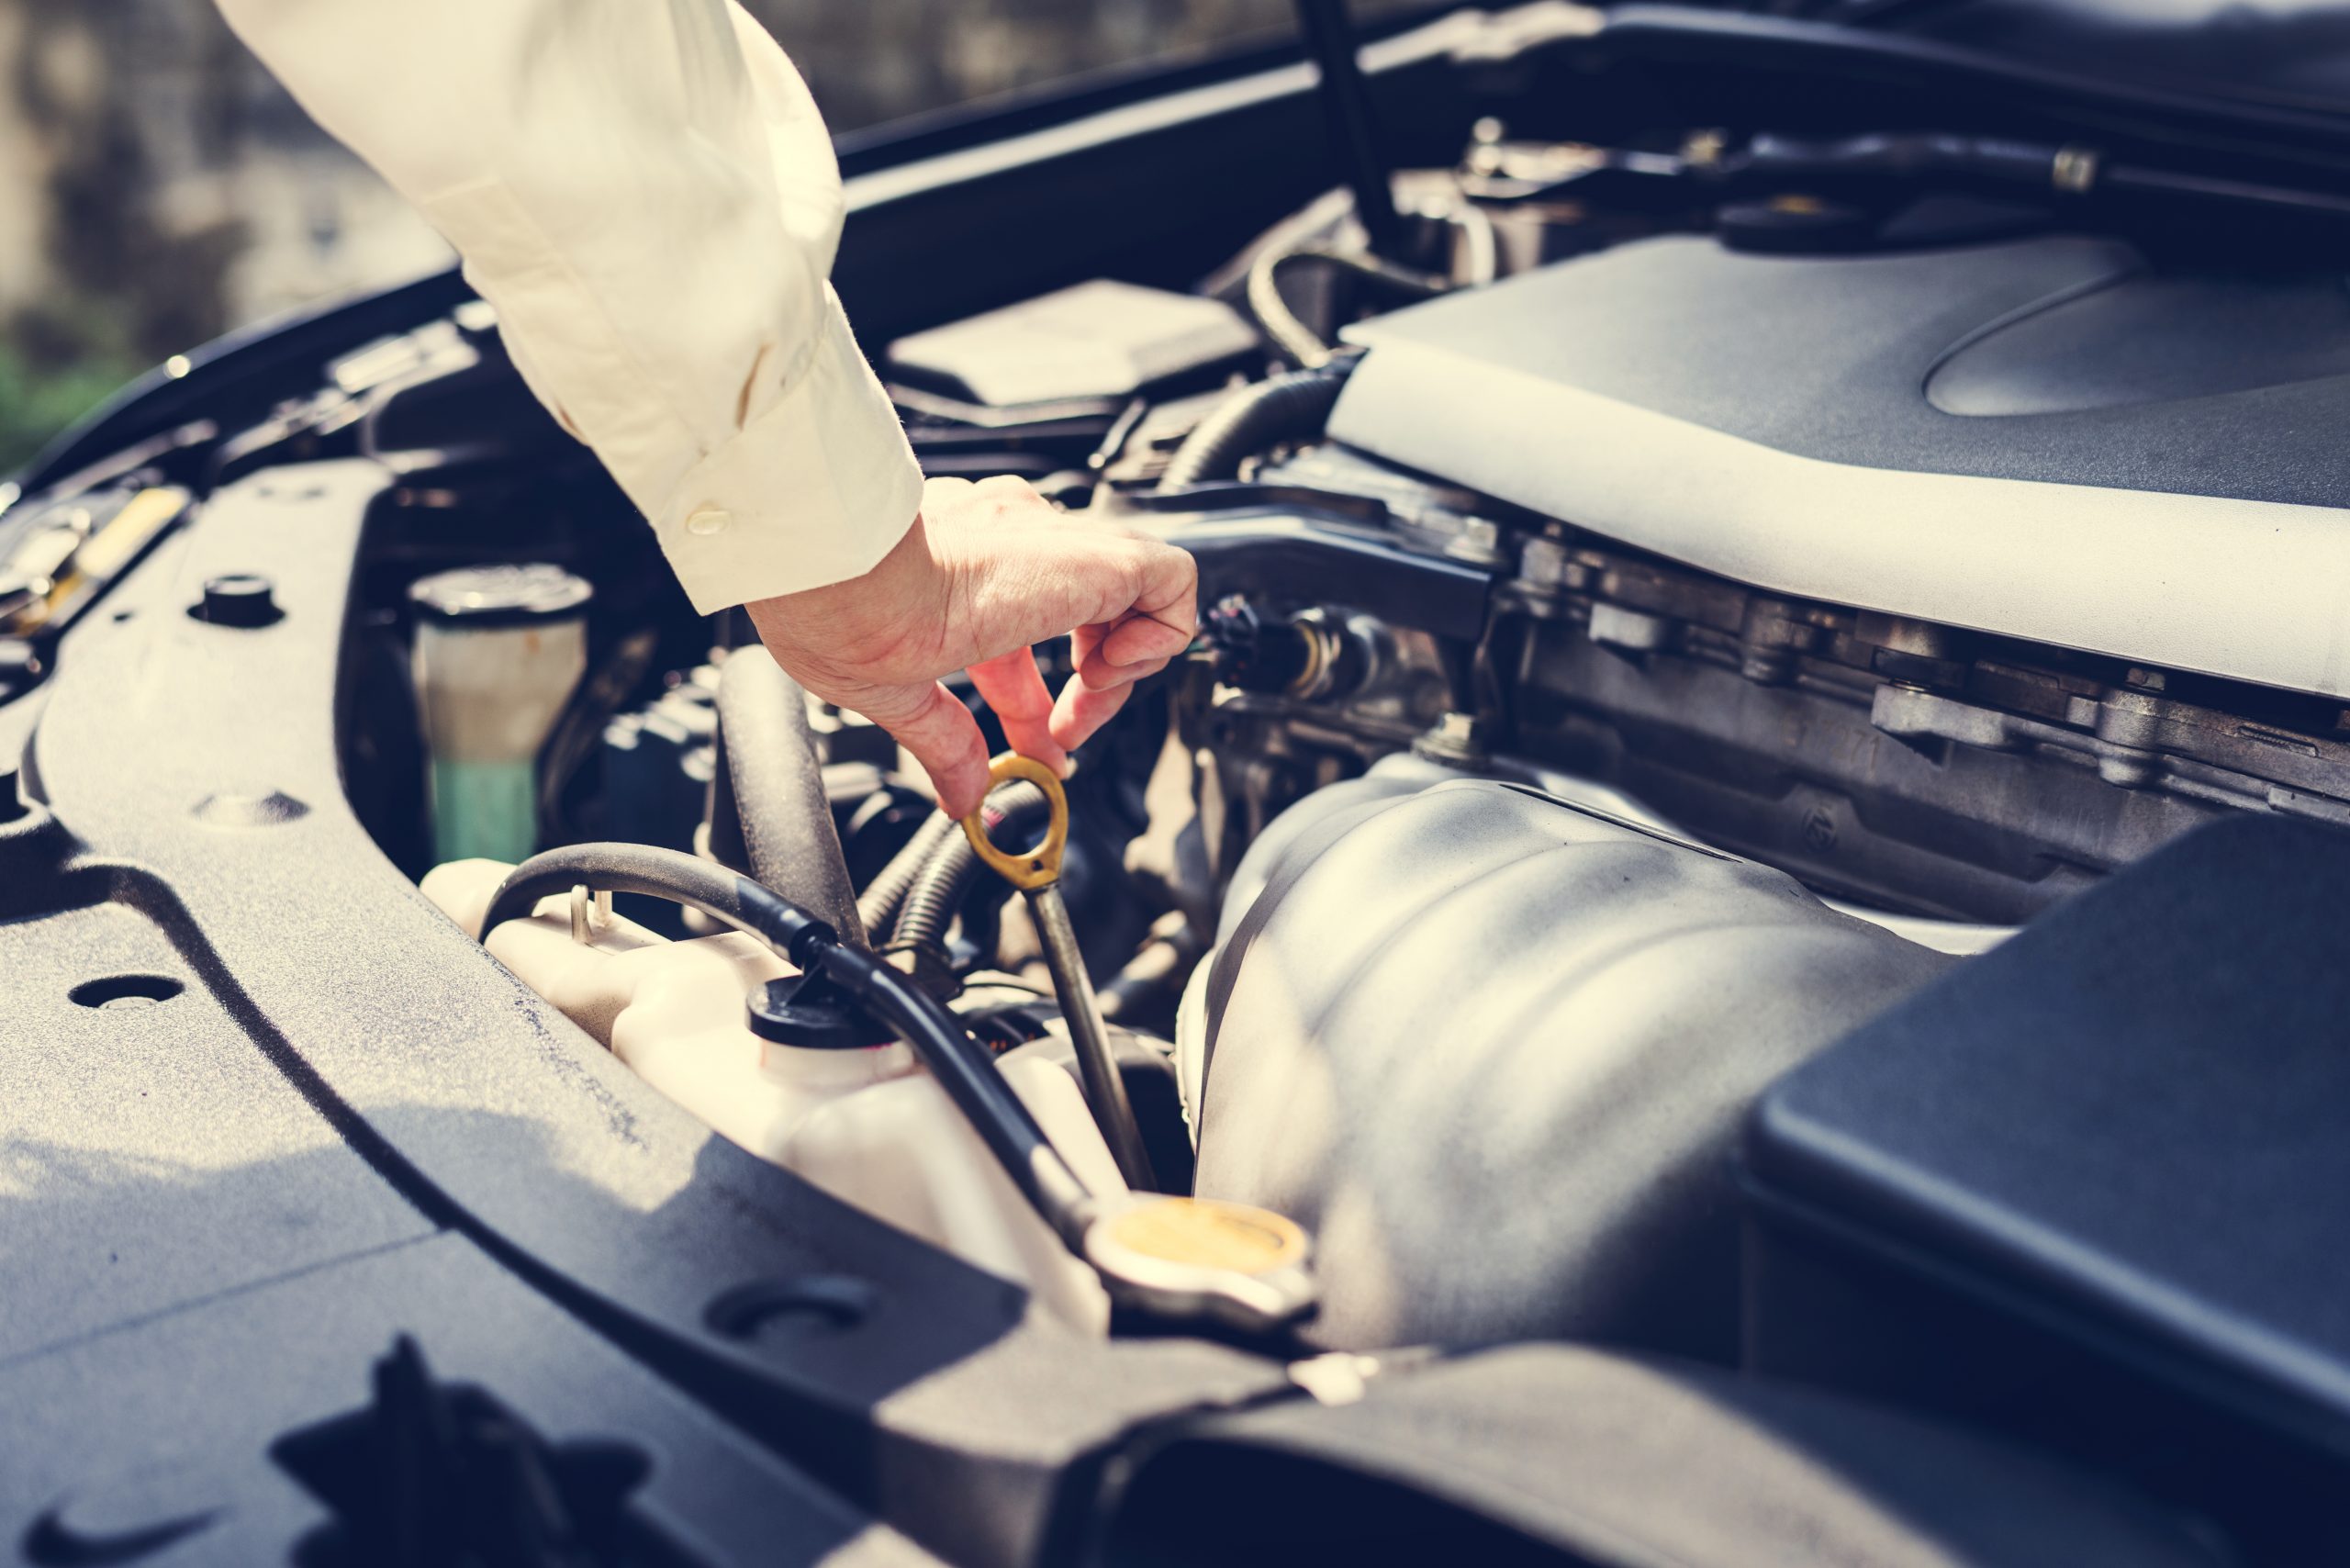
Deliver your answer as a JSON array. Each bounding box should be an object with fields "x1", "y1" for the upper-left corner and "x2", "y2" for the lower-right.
[{"x1": 215, "y1": 0, "x2": 922, "y2": 611}]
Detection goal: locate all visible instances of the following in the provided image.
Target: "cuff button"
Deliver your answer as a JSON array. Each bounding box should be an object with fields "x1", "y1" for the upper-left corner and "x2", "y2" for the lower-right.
[{"x1": 685, "y1": 506, "x2": 733, "y2": 537}]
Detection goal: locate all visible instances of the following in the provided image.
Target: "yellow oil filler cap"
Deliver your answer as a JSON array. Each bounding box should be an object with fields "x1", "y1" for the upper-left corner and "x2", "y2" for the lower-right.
[{"x1": 1081, "y1": 1193, "x2": 1316, "y2": 1334}]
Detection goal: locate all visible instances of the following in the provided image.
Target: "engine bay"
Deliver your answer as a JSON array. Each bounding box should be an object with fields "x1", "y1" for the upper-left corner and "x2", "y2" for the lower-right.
[
  {"x1": 14, "y1": 5, "x2": 2350, "y2": 1562},
  {"x1": 355, "y1": 113, "x2": 2350, "y2": 1552}
]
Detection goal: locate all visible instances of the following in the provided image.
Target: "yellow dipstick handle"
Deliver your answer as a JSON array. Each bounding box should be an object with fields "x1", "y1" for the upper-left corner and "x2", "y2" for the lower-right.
[
  {"x1": 959, "y1": 752, "x2": 1069, "y2": 891},
  {"x1": 959, "y1": 751, "x2": 1159, "y2": 1193}
]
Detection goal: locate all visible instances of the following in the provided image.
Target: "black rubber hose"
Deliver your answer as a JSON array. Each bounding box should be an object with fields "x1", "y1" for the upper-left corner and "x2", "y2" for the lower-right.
[
  {"x1": 479, "y1": 843, "x2": 1097, "y2": 1243},
  {"x1": 1158, "y1": 364, "x2": 1352, "y2": 493},
  {"x1": 712, "y1": 649, "x2": 867, "y2": 946},
  {"x1": 1246, "y1": 246, "x2": 1449, "y2": 370},
  {"x1": 482, "y1": 841, "x2": 834, "y2": 966},
  {"x1": 856, "y1": 810, "x2": 958, "y2": 938},
  {"x1": 892, "y1": 783, "x2": 1050, "y2": 956}
]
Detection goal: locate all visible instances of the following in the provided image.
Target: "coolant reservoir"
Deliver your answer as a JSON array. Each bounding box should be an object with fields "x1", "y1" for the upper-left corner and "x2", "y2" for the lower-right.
[{"x1": 422, "y1": 858, "x2": 1122, "y2": 1331}]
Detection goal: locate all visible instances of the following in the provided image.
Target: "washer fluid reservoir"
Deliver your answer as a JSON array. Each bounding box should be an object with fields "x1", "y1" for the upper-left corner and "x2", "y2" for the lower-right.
[
  {"x1": 408, "y1": 564, "x2": 591, "y2": 865},
  {"x1": 423, "y1": 858, "x2": 1123, "y2": 1331}
]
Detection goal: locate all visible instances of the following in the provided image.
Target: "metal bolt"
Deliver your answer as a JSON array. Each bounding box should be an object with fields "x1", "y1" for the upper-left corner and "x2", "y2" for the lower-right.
[
  {"x1": 1517, "y1": 535, "x2": 1571, "y2": 591},
  {"x1": 1588, "y1": 602, "x2": 1673, "y2": 653},
  {"x1": 1443, "y1": 516, "x2": 1505, "y2": 566},
  {"x1": 1413, "y1": 711, "x2": 1489, "y2": 766}
]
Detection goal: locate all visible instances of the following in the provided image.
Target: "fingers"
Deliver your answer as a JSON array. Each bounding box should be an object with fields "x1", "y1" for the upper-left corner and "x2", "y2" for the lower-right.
[
  {"x1": 1121, "y1": 532, "x2": 1198, "y2": 638},
  {"x1": 856, "y1": 476, "x2": 1202, "y2": 773},
  {"x1": 1073, "y1": 616, "x2": 1190, "y2": 691},
  {"x1": 931, "y1": 487, "x2": 1199, "y2": 660},
  {"x1": 1050, "y1": 669, "x2": 1137, "y2": 752},
  {"x1": 1097, "y1": 608, "x2": 1193, "y2": 669},
  {"x1": 863, "y1": 679, "x2": 993, "y2": 819},
  {"x1": 1070, "y1": 532, "x2": 1196, "y2": 667},
  {"x1": 966, "y1": 644, "x2": 1069, "y2": 773},
  {"x1": 1069, "y1": 534, "x2": 1196, "y2": 689}
]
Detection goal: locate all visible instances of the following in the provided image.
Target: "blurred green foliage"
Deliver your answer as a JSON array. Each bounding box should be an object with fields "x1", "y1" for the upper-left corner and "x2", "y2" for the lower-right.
[{"x1": 0, "y1": 297, "x2": 145, "y2": 476}]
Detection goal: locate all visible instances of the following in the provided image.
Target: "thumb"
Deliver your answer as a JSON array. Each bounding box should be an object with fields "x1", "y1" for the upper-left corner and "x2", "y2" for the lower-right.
[{"x1": 860, "y1": 679, "x2": 992, "y2": 819}]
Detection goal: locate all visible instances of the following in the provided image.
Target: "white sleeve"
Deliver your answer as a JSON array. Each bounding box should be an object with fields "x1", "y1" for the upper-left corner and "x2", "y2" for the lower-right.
[{"x1": 214, "y1": 0, "x2": 924, "y2": 614}]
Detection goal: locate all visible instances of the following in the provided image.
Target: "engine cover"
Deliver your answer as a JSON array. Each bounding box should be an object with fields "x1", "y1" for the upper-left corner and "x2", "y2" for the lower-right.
[
  {"x1": 1331, "y1": 235, "x2": 2350, "y2": 699},
  {"x1": 1187, "y1": 774, "x2": 1952, "y2": 1357}
]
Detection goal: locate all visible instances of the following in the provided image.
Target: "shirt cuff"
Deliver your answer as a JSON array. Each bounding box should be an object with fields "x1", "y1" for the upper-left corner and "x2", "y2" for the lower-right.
[{"x1": 653, "y1": 288, "x2": 924, "y2": 616}]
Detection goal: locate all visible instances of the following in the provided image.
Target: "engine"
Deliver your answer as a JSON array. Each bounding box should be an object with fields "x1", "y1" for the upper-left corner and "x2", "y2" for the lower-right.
[
  {"x1": 24, "y1": 7, "x2": 2350, "y2": 1558},
  {"x1": 299, "y1": 111, "x2": 2350, "y2": 1350},
  {"x1": 21, "y1": 85, "x2": 2312, "y2": 1560}
]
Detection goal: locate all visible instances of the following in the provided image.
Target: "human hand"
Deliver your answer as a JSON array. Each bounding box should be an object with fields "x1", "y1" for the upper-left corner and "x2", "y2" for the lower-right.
[{"x1": 745, "y1": 476, "x2": 1197, "y2": 818}]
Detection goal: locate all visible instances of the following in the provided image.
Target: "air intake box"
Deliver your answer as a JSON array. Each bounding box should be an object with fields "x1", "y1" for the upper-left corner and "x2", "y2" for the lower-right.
[{"x1": 1189, "y1": 767, "x2": 1951, "y2": 1357}]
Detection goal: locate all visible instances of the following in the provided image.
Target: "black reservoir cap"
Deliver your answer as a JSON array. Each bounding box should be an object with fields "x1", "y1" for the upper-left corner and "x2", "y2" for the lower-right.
[{"x1": 747, "y1": 973, "x2": 895, "y2": 1051}]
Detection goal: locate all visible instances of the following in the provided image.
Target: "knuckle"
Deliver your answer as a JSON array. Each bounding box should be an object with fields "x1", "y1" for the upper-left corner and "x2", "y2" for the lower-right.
[{"x1": 920, "y1": 482, "x2": 972, "y2": 518}]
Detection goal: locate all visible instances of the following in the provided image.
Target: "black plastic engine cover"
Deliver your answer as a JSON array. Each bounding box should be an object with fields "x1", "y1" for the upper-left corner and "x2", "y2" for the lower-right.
[
  {"x1": 1102, "y1": 1344, "x2": 2225, "y2": 1568},
  {"x1": 1743, "y1": 812, "x2": 2350, "y2": 1562}
]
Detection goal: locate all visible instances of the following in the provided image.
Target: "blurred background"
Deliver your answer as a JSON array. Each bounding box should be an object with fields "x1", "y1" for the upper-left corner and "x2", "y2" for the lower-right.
[{"x1": 0, "y1": 0, "x2": 1402, "y2": 471}]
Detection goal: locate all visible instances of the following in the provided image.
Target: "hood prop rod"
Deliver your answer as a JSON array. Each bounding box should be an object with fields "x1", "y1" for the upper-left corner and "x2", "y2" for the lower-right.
[{"x1": 1293, "y1": 0, "x2": 1406, "y2": 260}]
